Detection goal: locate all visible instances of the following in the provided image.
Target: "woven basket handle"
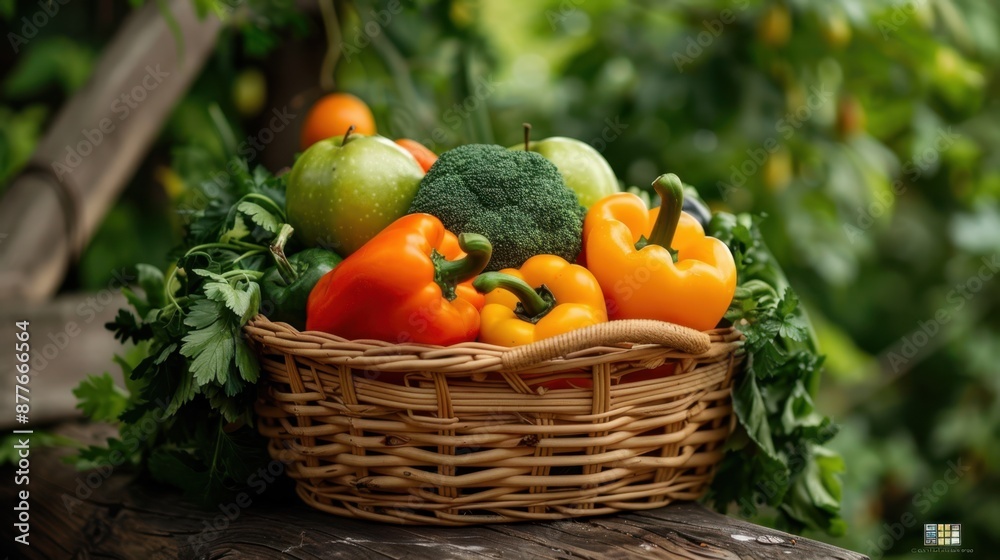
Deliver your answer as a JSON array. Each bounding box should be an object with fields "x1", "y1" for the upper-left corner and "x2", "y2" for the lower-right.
[{"x1": 500, "y1": 319, "x2": 712, "y2": 371}]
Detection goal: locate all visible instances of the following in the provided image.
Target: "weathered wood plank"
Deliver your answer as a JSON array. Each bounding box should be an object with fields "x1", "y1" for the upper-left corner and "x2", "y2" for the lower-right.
[
  {"x1": 0, "y1": 293, "x2": 126, "y2": 428},
  {"x1": 2, "y1": 422, "x2": 867, "y2": 560}
]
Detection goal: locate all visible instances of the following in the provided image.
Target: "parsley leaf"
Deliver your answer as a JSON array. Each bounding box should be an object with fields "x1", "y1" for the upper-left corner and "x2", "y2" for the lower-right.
[
  {"x1": 237, "y1": 200, "x2": 282, "y2": 233},
  {"x1": 72, "y1": 373, "x2": 129, "y2": 422},
  {"x1": 106, "y1": 309, "x2": 153, "y2": 344},
  {"x1": 181, "y1": 297, "x2": 238, "y2": 386}
]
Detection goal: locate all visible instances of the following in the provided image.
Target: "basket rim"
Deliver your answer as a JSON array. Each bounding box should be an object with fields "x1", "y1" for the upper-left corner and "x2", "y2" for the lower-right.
[{"x1": 245, "y1": 315, "x2": 744, "y2": 374}]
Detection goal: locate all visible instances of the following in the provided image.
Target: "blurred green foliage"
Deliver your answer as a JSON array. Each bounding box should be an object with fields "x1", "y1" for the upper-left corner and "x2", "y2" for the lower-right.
[
  {"x1": 2, "y1": 0, "x2": 998, "y2": 556},
  {"x1": 329, "y1": 3, "x2": 1000, "y2": 554}
]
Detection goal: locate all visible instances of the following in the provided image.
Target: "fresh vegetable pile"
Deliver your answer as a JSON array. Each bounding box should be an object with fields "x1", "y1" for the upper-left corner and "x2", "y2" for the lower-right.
[{"x1": 74, "y1": 95, "x2": 842, "y2": 535}]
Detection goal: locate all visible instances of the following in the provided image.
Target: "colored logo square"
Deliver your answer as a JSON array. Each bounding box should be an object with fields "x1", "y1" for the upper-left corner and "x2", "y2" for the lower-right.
[{"x1": 924, "y1": 523, "x2": 961, "y2": 546}]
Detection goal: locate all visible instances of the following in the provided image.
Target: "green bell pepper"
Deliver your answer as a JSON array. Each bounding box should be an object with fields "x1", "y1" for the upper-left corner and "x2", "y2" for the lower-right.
[{"x1": 261, "y1": 224, "x2": 342, "y2": 328}]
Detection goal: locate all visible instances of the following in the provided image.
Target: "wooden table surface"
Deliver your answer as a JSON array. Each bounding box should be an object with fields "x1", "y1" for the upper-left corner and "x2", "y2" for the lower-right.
[{"x1": 2, "y1": 422, "x2": 868, "y2": 560}]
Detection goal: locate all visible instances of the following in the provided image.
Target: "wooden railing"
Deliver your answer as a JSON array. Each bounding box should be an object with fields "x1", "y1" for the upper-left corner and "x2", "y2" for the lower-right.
[{"x1": 0, "y1": 0, "x2": 221, "y2": 302}]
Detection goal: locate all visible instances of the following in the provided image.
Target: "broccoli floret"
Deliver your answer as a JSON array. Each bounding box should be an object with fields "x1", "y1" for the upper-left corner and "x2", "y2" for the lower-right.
[{"x1": 408, "y1": 144, "x2": 585, "y2": 271}]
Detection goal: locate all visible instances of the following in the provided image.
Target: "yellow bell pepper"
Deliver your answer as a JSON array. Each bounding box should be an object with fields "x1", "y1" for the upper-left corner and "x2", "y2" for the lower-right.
[
  {"x1": 472, "y1": 255, "x2": 607, "y2": 347},
  {"x1": 583, "y1": 173, "x2": 737, "y2": 331}
]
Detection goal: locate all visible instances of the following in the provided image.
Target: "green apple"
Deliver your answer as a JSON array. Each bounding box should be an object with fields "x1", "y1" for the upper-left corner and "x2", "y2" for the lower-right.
[
  {"x1": 510, "y1": 136, "x2": 619, "y2": 207},
  {"x1": 286, "y1": 133, "x2": 424, "y2": 255}
]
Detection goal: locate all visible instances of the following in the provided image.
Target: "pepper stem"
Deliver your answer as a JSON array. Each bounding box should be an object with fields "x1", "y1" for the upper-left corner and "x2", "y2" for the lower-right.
[
  {"x1": 270, "y1": 223, "x2": 298, "y2": 285},
  {"x1": 434, "y1": 233, "x2": 493, "y2": 300},
  {"x1": 523, "y1": 122, "x2": 532, "y2": 151},
  {"x1": 473, "y1": 272, "x2": 554, "y2": 321},
  {"x1": 647, "y1": 173, "x2": 685, "y2": 250}
]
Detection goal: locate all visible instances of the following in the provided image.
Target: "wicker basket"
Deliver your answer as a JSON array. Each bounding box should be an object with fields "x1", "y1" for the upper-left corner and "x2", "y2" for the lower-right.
[{"x1": 246, "y1": 316, "x2": 744, "y2": 525}]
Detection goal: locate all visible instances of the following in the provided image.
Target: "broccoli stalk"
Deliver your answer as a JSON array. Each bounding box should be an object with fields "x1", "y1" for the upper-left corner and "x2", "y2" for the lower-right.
[{"x1": 408, "y1": 144, "x2": 585, "y2": 271}]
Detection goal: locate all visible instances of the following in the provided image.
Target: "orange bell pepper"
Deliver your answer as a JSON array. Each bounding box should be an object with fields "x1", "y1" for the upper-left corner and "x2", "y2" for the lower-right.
[
  {"x1": 306, "y1": 213, "x2": 492, "y2": 345},
  {"x1": 472, "y1": 255, "x2": 607, "y2": 347},
  {"x1": 583, "y1": 174, "x2": 736, "y2": 331}
]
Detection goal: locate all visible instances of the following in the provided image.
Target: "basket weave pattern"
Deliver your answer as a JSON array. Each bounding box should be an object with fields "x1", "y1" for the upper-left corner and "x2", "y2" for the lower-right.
[{"x1": 247, "y1": 316, "x2": 744, "y2": 525}]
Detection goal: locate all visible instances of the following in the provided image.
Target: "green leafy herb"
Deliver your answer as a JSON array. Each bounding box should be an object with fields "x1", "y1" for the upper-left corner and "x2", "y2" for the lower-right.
[
  {"x1": 69, "y1": 158, "x2": 287, "y2": 505},
  {"x1": 708, "y1": 211, "x2": 844, "y2": 535},
  {"x1": 73, "y1": 373, "x2": 129, "y2": 423}
]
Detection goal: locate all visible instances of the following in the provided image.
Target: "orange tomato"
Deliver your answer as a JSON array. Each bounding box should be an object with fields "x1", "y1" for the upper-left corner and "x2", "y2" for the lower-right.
[
  {"x1": 395, "y1": 139, "x2": 438, "y2": 172},
  {"x1": 300, "y1": 93, "x2": 377, "y2": 150}
]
